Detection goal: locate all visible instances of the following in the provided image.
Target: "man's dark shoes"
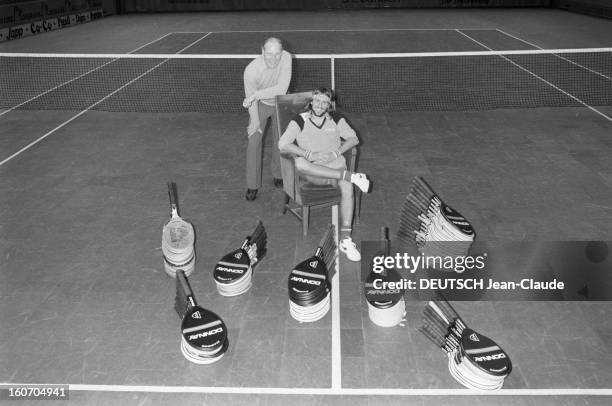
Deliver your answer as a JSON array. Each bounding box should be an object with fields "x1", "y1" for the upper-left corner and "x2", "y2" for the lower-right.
[
  {"x1": 273, "y1": 178, "x2": 284, "y2": 188},
  {"x1": 245, "y1": 188, "x2": 258, "y2": 201}
]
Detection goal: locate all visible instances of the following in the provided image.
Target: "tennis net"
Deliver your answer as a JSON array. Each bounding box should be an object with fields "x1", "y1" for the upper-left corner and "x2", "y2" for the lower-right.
[{"x1": 1, "y1": 48, "x2": 610, "y2": 113}]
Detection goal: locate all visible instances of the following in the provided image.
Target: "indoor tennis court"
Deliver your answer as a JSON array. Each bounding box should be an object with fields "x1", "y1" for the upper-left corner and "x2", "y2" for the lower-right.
[{"x1": 1, "y1": 2, "x2": 611, "y2": 405}]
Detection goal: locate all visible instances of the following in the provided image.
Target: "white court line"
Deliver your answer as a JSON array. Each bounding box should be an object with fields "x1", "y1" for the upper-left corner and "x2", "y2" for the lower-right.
[
  {"x1": 176, "y1": 32, "x2": 211, "y2": 53},
  {"x1": 492, "y1": 28, "x2": 550, "y2": 50},
  {"x1": 172, "y1": 28, "x2": 497, "y2": 33},
  {"x1": 0, "y1": 62, "x2": 167, "y2": 167},
  {"x1": 456, "y1": 30, "x2": 612, "y2": 123},
  {"x1": 495, "y1": 28, "x2": 612, "y2": 81},
  {"x1": 0, "y1": 33, "x2": 212, "y2": 168},
  {"x1": 2, "y1": 384, "x2": 610, "y2": 396},
  {"x1": 129, "y1": 32, "x2": 175, "y2": 53},
  {"x1": 0, "y1": 33, "x2": 174, "y2": 118},
  {"x1": 0, "y1": 60, "x2": 119, "y2": 117},
  {"x1": 331, "y1": 207, "x2": 341, "y2": 389}
]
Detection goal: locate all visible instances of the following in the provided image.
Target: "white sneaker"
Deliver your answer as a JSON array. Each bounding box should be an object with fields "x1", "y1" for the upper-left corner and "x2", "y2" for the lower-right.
[
  {"x1": 339, "y1": 237, "x2": 361, "y2": 262},
  {"x1": 350, "y1": 173, "x2": 371, "y2": 193}
]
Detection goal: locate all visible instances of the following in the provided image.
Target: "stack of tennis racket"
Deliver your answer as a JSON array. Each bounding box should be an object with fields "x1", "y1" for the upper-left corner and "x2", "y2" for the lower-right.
[
  {"x1": 398, "y1": 177, "x2": 475, "y2": 259},
  {"x1": 175, "y1": 270, "x2": 229, "y2": 364},
  {"x1": 162, "y1": 182, "x2": 196, "y2": 278},
  {"x1": 288, "y1": 225, "x2": 336, "y2": 323},
  {"x1": 364, "y1": 227, "x2": 406, "y2": 327},
  {"x1": 419, "y1": 294, "x2": 512, "y2": 391},
  {"x1": 213, "y1": 220, "x2": 267, "y2": 296}
]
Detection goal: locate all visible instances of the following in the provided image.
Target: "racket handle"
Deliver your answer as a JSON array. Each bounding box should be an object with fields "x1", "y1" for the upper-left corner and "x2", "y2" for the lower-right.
[
  {"x1": 318, "y1": 225, "x2": 334, "y2": 250},
  {"x1": 168, "y1": 182, "x2": 179, "y2": 214},
  {"x1": 187, "y1": 296, "x2": 196, "y2": 309},
  {"x1": 419, "y1": 325, "x2": 445, "y2": 348},
  {"x1": 241, "y1": 238, "x2": 250, "y2": 250},
  {"x1": 379, "y1": 226, "x2": 390, "y2": 256},
  {"x1": 176, "y1": 270, "x2": 196, "y2": 305},
  {"x1": 316, "y1": 224, "x2": 335, "y2": 260},
  {"x1": 250, "y1": 221, "x2": 266, "y2": 246},
  {"x1": 414, "y1": 176, "x2": 435, "y2": 196},
  {"x1": 434, "y1": 290, "x2": 461, "y2": 321}
]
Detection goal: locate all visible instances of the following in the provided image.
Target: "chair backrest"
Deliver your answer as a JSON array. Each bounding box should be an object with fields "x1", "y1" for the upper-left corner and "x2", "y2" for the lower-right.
[{"x1": 276, "y1": 92, "x2": 313, "y2": 199}]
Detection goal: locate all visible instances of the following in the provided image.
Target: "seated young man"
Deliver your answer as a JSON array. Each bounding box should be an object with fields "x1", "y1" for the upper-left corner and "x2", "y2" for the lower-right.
[{"x1": 278, "y1": 88, "x2": 371, "y2": 261}]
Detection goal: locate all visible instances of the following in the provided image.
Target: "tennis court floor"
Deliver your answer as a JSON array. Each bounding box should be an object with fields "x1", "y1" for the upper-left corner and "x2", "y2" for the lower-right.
[{"x1": 1, "y1": 8, "x2": 612, "y2": 405}]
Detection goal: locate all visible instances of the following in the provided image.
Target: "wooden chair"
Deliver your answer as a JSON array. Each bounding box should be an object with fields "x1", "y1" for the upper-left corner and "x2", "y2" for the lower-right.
[{"x1": 275, "y1": 92, "x2": 361, "y2": 236}]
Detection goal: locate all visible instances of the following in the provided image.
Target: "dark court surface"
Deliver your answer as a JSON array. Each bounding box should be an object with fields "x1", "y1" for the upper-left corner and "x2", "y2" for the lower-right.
[{"x1": 1, "y1": 7, "x2": 612, "y2": 406}]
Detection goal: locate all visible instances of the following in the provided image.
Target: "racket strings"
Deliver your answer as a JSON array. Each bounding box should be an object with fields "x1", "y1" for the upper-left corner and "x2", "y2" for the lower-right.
[
  {"x1": 162, "y1": 220, "x2": 195, "y2": 249},
  {"x1": 162, "y1": 219, "x2": 195, "y2": 277},
  {"x1": 162, "y1": 182, "x2": 196, "y2": 278}
]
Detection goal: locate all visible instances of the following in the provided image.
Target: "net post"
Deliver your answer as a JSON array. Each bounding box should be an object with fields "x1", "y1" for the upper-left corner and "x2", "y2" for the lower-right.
[{"x1": 330, "y1": 56, "x2": 335, "y2": 92}]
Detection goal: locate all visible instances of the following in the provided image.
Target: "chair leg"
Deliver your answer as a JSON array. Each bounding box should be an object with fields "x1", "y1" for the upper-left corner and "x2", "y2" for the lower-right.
[
  {"x1": 332, "y1": 204, "x2": 339, "y2": 231},
  {"x1": 355, "y1": 190, "x2": 361, "y2": 225},
  {"x1": 302, "y1": 206, "x2": 310, "y2": 236},
  {"x1": 282, "y1": 193, "x2": 290, "y2": 215}
]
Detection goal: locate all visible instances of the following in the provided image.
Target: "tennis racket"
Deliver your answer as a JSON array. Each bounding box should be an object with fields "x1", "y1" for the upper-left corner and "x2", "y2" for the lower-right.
[
  {"x1": 398, "y1": 176, "x2": 475, "y2": 261},
  {"x1": 213, "y1": 220, "x2": 267, "y2": 296},
  {"x1": 162, "y1": 182, "x2": 195, "y2": 278},
  {"x1": 288, "y1": 225, "x2": 337, "y2": 322},
  {"x1": 175, "y1": 270, "x2": 229, "y2": 364},
  {"x1": 419, "y1": 291, "x2": 512, "y2": 391},
  {"x1": 364, "y1": 227, "x2": 406, "y2": 327}
]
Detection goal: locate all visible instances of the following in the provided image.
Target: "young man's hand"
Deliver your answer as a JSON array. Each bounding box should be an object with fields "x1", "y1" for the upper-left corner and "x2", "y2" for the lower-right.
[{"x1": 311, "y1": 151, "x2": 336, "y2": 164}]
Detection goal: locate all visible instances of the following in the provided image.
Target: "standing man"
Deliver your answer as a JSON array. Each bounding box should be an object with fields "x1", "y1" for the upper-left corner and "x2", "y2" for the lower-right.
[{"x1": 243, "y1": 37, "x2": 292, "y2": 201}]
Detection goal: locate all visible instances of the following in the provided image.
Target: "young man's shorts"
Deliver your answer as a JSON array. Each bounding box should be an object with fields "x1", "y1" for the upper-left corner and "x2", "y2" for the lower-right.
[{"x1": 300, "y1": 155, "x2": 346, "y2": 186}]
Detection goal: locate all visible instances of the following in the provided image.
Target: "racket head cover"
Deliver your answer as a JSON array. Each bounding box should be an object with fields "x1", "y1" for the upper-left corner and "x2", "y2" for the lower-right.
[
  {"x1": 288, "y1": 255, "x2": 329, "y2": 305},
  {"x1": 440, "y1": 203, "x2": 475, "y2": 237},
  {"x1": 214, "y1": 248, "x2": 251, "y2": 283},
  {"x1": 181, "y1": 306, "x2": 228, "y2": 354},
  {"x1": 459, "y1": 328, "x2": 512, "y2": 377}
]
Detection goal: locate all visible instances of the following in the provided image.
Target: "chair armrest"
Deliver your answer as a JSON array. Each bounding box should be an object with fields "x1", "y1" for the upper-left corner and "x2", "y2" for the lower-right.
[{"x1": 343, "y1": 146, "x2": 358, "y2": 172}]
